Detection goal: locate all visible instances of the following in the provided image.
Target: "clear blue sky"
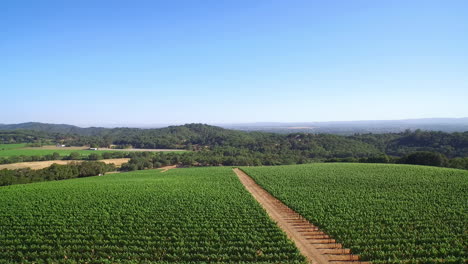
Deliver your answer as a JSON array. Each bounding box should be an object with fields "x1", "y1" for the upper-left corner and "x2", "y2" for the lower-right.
[{"x1": 2, "y1": 0, "x2": 467, "y2": 126}]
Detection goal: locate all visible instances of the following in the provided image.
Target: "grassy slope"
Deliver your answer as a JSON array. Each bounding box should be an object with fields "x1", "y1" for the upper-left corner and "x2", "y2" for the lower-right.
[
  {"x1": 242, "y1": 163, "x2": 468, "y2": 263},
  {"x1": 0, "y1": 144, "x2": 186, "y2": 158},
  {"x1": 0, "y1": 144, "x2": 113, "y2": 158},
  {"x1": 0, "y1": 143, "x2": 27, "y2": 150},
  {"x1": 0, "y1": 148, "x2": 114, "y2": 158},
  {"x1": 0, "y1": 167, "x2": 304, "y2": 263}
]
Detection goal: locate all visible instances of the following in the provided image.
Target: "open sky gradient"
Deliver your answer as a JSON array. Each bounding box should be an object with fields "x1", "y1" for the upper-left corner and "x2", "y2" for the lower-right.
[{"x1": 2, "y1": 0, "x2": 468, "y2": 126}]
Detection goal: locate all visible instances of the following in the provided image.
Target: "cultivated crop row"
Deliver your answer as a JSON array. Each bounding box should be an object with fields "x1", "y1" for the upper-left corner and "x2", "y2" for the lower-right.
[
  {"x1": 242, "y1": 163, "x2": 467, "y2": 263},
  {"x1": 0, "y1": 167, "x2": 305, "y2": 263}
]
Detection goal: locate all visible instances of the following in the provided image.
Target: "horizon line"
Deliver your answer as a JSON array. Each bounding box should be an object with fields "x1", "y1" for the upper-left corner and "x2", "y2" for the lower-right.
[{"x1": 1, "y1": 116, "x2": 468, "y2": 129}]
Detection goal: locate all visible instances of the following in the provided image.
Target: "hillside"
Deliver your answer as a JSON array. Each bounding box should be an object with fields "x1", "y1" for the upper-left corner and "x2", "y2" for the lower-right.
[
  {"x1": 5, "y1": 118, "x2": 468, "y2": 135},
  {"x1": 0, "y1": 122, "x2": 108, "y2": 136},
  {"x1": 1, "y1": 123, "x2": 468, "y2": 160}
]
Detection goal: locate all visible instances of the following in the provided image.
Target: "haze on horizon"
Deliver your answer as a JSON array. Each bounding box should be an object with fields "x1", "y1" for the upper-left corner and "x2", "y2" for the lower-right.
[{"x1": 2, "y1": 0, "x2": 468, "y2": 126}]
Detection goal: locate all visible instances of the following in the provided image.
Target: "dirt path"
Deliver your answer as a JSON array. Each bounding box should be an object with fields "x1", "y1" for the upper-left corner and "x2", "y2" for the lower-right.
[
  {"x1": 159, "y1": 165, "x2": 177, "y2": 172},
  {"x1": 233, "y1": 168, "x2": 368, "y2": 264},
  {"x1": 0, "y1": 158, "x2": 130, "y2": 170}
]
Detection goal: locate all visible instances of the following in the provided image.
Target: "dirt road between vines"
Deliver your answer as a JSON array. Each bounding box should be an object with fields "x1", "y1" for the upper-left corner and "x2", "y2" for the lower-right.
[
  {"x1": 0, "y1": 158, "x2": 130, "y2": 170},
  {"x1": 233, "y1": 168, "x2": 367, "y2": 264}
]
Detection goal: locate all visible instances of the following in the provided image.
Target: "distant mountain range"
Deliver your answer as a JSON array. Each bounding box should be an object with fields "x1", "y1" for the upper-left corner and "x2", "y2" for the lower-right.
[
  {"x1": 220, "y1": 118, "x2": 468, "y2": 134},
  {"x1": 0, "y1": 122, "x2": 108, "y2": 136},
  {"x1": 1, "y1": 118, "x2": 468, "y2": 135}
]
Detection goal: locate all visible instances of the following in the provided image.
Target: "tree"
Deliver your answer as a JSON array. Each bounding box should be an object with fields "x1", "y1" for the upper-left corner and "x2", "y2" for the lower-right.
[
  {"x1": 363, "y1": 155, "x2": 390, "y2": 163},
  {"x1": 448, "y1": 157, "x2": 468, "y2": 170},
  {"x1": 399, "y1": 152, "x2": 448, "y2": 167},
  {"x1": 102, "y1": 152, "x2": 114, "y2": 159},
  {"x1": 68, "y1": 152, "x2": 80, "y2": 160},
  {"x1": 88, "y1": 153, "x2": 101, "y2": 160}
]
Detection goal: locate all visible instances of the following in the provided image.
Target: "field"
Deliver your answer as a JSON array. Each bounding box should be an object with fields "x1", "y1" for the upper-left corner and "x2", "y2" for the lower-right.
[
  {"x1": 0, "y1": 143, "x2": 27, "y2": 150},
  {"x1": 0, "y1": 144, "x2": 186, "y2": 158},
  {"x1": 242, "y1": 163, "x2": 468, "y2": 263},
  {"x1": 1, "y1": 162, "x2": 466, "y2": 263},
  {"x1": 0, "y1": 158, "x2": 130, "y2": 170},
  {"x1": 0, "y1": 144, "x2": 115, "y2": 158},
  {"x1": 0, "y1": 167, "x2": 304, "y2": 263}
]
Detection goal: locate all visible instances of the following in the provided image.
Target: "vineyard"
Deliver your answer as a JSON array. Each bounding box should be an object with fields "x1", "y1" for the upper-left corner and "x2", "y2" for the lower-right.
[
  {"x1": 242, "y1": 163, "x2": 468, "y2": 263},
  {"x1": 0, "y1": 167, "x2": 305, "y2": 263}
]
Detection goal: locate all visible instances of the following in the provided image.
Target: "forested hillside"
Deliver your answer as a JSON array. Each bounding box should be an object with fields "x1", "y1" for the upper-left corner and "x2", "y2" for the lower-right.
[
  {"x1": 1, "y1": 123, "x2": 468, "y2": 170},
  {"x1": 0, "y1": 122, "x2": 108, "y2": 136}
]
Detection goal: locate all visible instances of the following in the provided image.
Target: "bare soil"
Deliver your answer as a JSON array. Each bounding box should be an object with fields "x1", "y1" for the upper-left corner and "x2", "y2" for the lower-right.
[
  {"x1": 0, "y1": 158, "x2": 130, "y2": 170},
  {"x1": 233, "y1": 168, "x2": 368, "y2": 264},
  {"x1": 159, "y1": 165, "x2": 177, "y2": 172}
]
